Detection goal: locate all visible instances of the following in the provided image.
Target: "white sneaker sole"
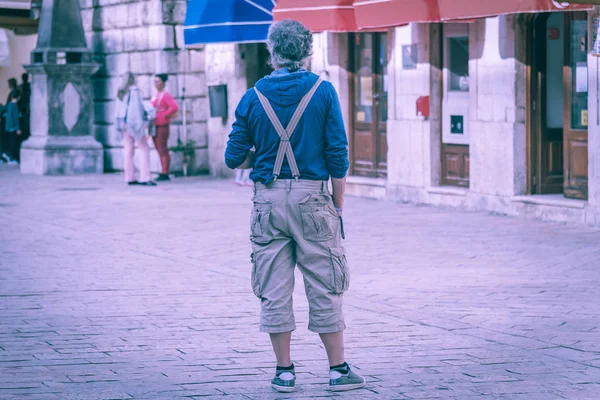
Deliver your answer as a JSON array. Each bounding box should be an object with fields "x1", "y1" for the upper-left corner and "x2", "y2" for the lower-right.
[
  {"x1": 272, "y1": 384, "x2": 296, "y2": 393},
  {"x1": 330, "y1": 381, "x2": 367, "y2": 392}
]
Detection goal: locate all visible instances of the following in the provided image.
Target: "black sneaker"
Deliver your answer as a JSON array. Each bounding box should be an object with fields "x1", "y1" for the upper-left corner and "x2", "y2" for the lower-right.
[
  {"x1": 155, "y1": 174, "x2": 170, "y2": 182},
  {"x1": 271, "y1": 365, "x2": 296, "y2": 393},
  {"x1": 127, "y1": 180, "x2": 139, "y2": 186},
  {"x1": 139, "y1": 181, "x2": 157, "y2": 186}
]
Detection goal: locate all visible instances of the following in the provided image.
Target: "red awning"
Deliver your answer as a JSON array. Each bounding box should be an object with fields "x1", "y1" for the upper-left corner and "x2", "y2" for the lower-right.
[
  {"x1": 354, "y1": 0, "x2": 593, "y2": 30},
  {"x1": 439, "y1": 0, "x2": 593, "y2": 21},
  {"x1": 354, "y1": 0, "x2": 438, "y2": 29},
  {"x1": 273, "y1": 0, "x2": 358, "y2": 32}
]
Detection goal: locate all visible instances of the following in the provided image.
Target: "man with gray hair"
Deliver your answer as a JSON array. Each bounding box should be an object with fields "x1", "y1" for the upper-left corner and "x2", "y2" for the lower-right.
[{"x1": 225, "y1": 20, "x2": 366, "y2": 393}]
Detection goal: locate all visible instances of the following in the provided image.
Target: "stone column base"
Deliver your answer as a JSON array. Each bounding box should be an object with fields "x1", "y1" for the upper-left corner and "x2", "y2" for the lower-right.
[{"x1": 20, "y1": 136, "x2": 104, "y2": 175}]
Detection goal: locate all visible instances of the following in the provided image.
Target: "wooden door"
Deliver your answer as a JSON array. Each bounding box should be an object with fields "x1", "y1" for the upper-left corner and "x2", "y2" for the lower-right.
[
  {"x1": 531, "y1": 13, "x2": 565, "y2": 194},
  {"x1": 563, "y1": 12, "x2": 588, "y2": 200},
  {"x1": 529, "y1": 12, "x2": 588, "y2": 199},
  {"x1": 441, "y1": 24, "x2": 470, "y2": 187},
  {"x1": 349, "y1": 33, "x2": 388, "y2": 178}
]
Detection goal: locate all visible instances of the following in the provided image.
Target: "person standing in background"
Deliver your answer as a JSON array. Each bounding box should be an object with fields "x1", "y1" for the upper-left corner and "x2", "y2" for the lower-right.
[
  {"x1": 151, "y1": 74, "x2": 179, "y2": 182},
  {"x1": 4, "y1": 78, "x2": 18, "y2": 104},
  {"x1": 234, "y1": 168, "x2": 252, "y2": 186},
  {"x1": 3, "y1": 84, "x2": 21, "y2": 164},
  {"x1": 1, "y1": 78, "x2": 20, "y2": 160},
  {"x1": 18, "y1": 73, "x2": 31, "y2": 141},
  {"x1": 116, "y1": 73, "x2": 156, "y2": 187}
]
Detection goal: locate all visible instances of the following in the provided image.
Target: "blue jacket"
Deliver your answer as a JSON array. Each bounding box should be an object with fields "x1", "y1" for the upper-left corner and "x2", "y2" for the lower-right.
[
  {"x1": 225, "y1": 69, "x2": 349, "y2": 183},
  {"x1": 4, "y1": 101, "x2": 20, "y2": 133}
]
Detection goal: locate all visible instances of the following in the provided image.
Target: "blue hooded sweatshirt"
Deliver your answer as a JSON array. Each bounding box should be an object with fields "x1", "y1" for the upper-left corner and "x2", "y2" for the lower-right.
[
  {"x1": 4, "y1": 101, "x2": 20, "y2": 133},
  {"x1": 225, "y1": 68, "x2": 349, "y2": 183}
]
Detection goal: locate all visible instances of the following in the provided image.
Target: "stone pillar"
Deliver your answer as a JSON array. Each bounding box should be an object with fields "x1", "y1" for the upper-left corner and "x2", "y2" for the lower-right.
[
  {"x1": 386, "y1": 24, "x2": 432, "y2": 203},
  {"x1": 205, "y1": 43, "x2": 246, "y2": 178},
  {"x1": 468, "y1": 16, "x2": 527, "y2": 211},
  {"x1": 586, "y1": 13, "x2": 600, "y2": 225},
  {"x1": 20, "y1": 0, "x2": 102, "y2": 175}
]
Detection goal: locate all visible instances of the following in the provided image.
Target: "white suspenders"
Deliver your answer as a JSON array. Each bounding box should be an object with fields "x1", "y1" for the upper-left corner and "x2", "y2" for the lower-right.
[{"x1": 254, "y1": 78, "x2": 323, "y2": 181}]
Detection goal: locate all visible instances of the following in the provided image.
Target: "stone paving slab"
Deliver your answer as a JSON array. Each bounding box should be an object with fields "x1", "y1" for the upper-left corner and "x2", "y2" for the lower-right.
[{"x1": 1, "y1": 165, "x2": 599, "y2": 399}]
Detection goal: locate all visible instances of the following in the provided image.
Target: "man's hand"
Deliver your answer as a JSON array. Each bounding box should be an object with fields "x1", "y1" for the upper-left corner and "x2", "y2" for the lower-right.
[
  {"x1": 238, "y1": 150, "x2": 255, "y2": 170},
  {"x1": 331, "y1": 177, "x2": 346, "y2": 212},
  {"x1": 335, "y1": 207, "x2": 343, "y2": 217}
]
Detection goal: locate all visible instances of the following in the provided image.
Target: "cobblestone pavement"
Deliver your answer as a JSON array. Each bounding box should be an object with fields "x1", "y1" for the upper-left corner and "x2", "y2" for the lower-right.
[{"x1": 1, "y1": 165, "x2": 599, "y2": 400}]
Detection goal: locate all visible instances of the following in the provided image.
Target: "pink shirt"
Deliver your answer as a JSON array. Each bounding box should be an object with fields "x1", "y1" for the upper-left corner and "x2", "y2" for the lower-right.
[{"x1": 151, "y1": 91, "x2": 179, "y2": 126}]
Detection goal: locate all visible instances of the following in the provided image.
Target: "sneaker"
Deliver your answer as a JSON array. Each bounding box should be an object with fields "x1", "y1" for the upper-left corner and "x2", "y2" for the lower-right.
[
  {"x1": 139, "y1": 181, "x2": 157, "y2": 186},
  {"x1": 271, "y1": 366, "x2": 296, "y2": 393},
  {"x1": 329, "y1": 364, "x2": 366, "y2": 392},
  {"x1": 155, "y1": 174, "x2": 170, "y2": 182},
  {"x1": 127, "y1": 181, "x2": 139, "y2": 186}
]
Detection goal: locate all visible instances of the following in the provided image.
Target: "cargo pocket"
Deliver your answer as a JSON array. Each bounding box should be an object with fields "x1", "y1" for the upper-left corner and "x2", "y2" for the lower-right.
[
  {"x1": 250, "y1": 203, "x2": 273, "y2": 244},
  {"x1": 329, "y1": 246, "x2": 350, "y2": 294},
  {"x1": 299, "y1": 194, "x2": 337, "y2": 242},
  {"x1": 250, "y1": 252, "x2": 262, "y2": 298}
]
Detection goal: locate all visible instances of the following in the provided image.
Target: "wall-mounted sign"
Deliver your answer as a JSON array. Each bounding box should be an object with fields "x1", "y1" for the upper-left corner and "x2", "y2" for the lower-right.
[
  {"x1": 416, "y1": 96, "x2": 429, "y2": 118},
  {"x1": 208, "y1": 84, "x2": 228, "y2": 118},
  {"x1": 402, "y1": 44, "x2": 417, "y2": 70},
  {"x1": 451, "y1": 115, "x2": 464, "y2": 134},
  {"x1": 582, "y1": 110, "x2": 588, "y2": 127}
]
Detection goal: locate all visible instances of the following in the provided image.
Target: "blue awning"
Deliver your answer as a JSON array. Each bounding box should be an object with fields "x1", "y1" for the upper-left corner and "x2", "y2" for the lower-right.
[{"x1": 184, "y1": 0, "x2": 275, "y2": 45}]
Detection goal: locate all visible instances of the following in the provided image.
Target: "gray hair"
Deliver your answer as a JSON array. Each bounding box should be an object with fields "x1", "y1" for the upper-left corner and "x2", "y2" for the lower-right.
[
  {"x1": 117, "y1": 72, "x2": 136, "y2": 100},
  {"x1": 267, "y1": 20, "x2": 313, "y2": 71}
]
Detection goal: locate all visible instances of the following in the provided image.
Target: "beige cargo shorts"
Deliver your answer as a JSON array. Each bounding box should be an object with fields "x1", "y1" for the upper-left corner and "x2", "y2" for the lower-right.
[{"x1": 249, "y1": 179, "x2": 349, "y2": 334}]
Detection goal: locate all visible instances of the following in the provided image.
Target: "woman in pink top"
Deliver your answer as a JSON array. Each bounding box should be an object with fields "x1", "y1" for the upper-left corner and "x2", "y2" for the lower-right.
[{"x1": 151, "y1": 74, "x2": 179, "y2": 181}]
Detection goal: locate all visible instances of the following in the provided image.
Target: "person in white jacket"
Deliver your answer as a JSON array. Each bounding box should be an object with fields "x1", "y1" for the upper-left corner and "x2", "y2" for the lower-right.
[{"x1": 116, "y1": 73, "x2": 156, "y2": 186}]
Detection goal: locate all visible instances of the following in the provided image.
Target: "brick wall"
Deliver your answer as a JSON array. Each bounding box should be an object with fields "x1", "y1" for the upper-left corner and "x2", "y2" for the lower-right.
[{"x1": 80, "y1": 0, "x2": 208, "y2": 175}]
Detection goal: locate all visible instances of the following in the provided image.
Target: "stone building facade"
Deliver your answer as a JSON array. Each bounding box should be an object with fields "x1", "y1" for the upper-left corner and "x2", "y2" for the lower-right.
[
  {"x1": 204, "y1": 42, "x2": 273, "y2": 178},
  {"x1": 79, "y1": 0, "x2": 209, "y2": 175},
  {"x1": 3, "y1": 0, "x2": 270, "y2": 178},
  {"x1": 307, "y1": 13, "x2": 600, "y2": 228},
  {"x1": 4, "y1": 2, "x2": 600, "y2": 227}
]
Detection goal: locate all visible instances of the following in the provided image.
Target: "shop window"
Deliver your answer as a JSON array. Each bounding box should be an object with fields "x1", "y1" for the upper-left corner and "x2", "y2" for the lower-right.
[
  {"x1": 448, "y1": 36, "x2": 469, "y2": 92},
  {"x1": 569, "y1": 18, "x2": 588, "y2": 130}
]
